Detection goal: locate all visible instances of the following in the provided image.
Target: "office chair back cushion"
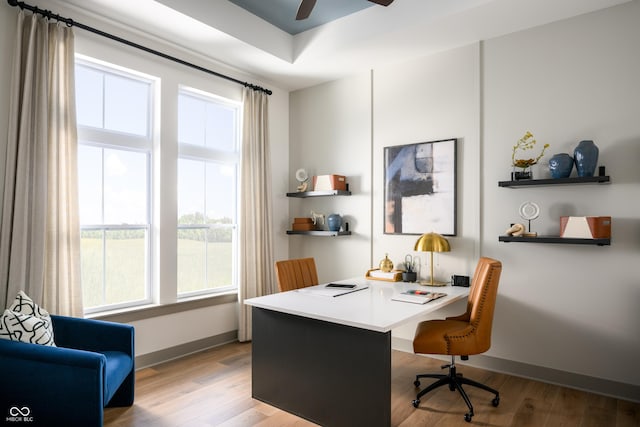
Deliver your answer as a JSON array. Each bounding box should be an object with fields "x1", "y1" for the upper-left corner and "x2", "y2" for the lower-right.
[
  {"x1": 465, "y1": 257, "x2": 501, "y2": 353},
  {"x1": 275, "y1": 258, "x2": 319, "y2": 292},
  {"x1": 414, "y1": 257, "x2": 501, "y2": 356}
]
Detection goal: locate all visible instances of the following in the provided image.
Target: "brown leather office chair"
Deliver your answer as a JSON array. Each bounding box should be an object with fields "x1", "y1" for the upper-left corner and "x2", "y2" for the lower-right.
[
  {"x1": 412, "y1": 257, "x2": 502, "y2": 422},
  {"x1": 274, "y1": 257, "x2": 319, "y2": 292}
]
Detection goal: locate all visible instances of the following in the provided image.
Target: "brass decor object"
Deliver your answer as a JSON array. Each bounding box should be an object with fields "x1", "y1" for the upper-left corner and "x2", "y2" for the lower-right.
[
  {"x1": 379, "y1": 254, "x2": 394, "y2": 272},
  {"x1": 414, "y1": 232, "x2": 450, "y2": 286}
]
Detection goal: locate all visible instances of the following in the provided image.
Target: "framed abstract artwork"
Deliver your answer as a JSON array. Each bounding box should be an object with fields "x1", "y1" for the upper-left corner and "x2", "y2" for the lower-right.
[{"x1": 384, "y1": 138, "x2": 457, "y2": 236}]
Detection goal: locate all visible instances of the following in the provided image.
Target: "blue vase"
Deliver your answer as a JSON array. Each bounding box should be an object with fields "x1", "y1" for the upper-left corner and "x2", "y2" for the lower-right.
[
  {"x1": 548, "y1": 153, "x2": 574, "y2": 178},
  {"x1": 573, "y1": 140, "x2": 598, "y2": 177},
  {"x1": 327, "y1": 214, "x2": 342, "y2": 232}
]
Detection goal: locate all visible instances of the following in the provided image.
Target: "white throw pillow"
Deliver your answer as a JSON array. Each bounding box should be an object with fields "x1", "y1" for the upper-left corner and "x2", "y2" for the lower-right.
[
  {"x1": 0, "y1": 291, "x2": 56, "y2": 346},
  {"x1": 0, "y1": 309, "x2": 56, "y2": 346}
]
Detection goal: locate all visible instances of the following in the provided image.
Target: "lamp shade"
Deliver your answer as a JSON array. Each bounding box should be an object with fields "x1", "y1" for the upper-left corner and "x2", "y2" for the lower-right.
[{"x1": 414, "y1": 232, "x2": 450, "y2": 253}]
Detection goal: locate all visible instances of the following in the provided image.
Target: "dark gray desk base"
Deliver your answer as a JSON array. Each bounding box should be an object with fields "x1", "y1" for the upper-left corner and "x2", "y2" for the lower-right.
[{"x1": 252, "y1": 306, "x2": 391, "y2": 427}]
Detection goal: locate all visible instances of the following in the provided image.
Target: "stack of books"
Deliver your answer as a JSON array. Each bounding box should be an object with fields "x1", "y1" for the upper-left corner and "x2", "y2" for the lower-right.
[
  {"x1": 291, "y1": 217, "x2": 316, "y2": 231},
  {"x1": 391, "y1": 290, "x2": 447, "y2": 304}
]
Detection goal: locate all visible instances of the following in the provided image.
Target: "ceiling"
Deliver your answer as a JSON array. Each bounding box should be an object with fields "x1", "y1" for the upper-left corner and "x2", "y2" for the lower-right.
[
  {"x1": 227, "y1": 0, "x2": 375, "y2": 35},
  {"x1": 59, "y1": 0, "x2": 632, "y2": 92}
]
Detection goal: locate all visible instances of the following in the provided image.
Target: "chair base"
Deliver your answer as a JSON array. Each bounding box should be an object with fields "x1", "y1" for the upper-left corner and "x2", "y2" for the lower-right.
[{"x1": 412, "y1": 356, "x2": 500, "y2": 422}]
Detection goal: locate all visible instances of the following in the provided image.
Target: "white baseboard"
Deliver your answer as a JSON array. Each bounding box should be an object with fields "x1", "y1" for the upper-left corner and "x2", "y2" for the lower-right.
[{"x1": 135, "y1": 330, "x2": 238, "y2": 369}]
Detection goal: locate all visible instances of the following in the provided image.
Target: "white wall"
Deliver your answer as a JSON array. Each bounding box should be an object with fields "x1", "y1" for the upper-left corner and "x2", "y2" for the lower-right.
[
  {"x1": 373, "y1": 44, "x2": 483, "y2": 341},
  {"x1": 288, "y1": 74, "x2": 373, "y2": 282},
  {"x1": 482, "y1": 1, "x2": 640, "y2": 386},
  {"x1": 290, "y1": 1, "x2": 640, "y2": 398},
  {"x1": 0, "y1": 2, "x2": 290, "y2": 358}
]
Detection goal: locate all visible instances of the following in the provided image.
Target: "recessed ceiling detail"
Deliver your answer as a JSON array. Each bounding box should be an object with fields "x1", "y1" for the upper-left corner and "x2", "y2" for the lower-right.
[
  {"x1": 228, "y1": 0, "x2": 374, "y2": 35},
  {"x1": 61, "y1": 0, "x2": 632, "y2": 91}
]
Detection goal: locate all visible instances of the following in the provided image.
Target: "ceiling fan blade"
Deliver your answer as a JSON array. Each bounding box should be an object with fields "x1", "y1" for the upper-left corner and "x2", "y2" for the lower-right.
[
  {"x1": 368, "y1": 0, "x2": 394, "y2": 6},
  {"x1": 296, "y1": 0, "x2": 317, "y2": 20}
]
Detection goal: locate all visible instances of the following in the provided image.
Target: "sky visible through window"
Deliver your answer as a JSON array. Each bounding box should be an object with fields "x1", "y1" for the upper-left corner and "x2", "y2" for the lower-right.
[
  {"x1": 76, "y1": 64, "x2": 150, "y2": 225},
  {"x1": 75, "y1": 66, "x2": 237, "y2": 225},
  {"x1": 178, "y1": 92, "x2": 237, "y2": 222}
]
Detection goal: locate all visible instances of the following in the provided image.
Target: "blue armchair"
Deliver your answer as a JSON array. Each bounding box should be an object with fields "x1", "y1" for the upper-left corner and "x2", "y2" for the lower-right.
[{"x1": 0, "y1": 315, "x2": 134, "y2": 427}]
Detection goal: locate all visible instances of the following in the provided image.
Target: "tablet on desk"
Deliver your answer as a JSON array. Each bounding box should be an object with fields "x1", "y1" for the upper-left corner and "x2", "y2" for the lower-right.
[
  {"x1": 298, "y1": 283, "x2": 368, "y2": 297},
  {"x1": 325, "y1": 283, "x2": 356, "y2": 289}
]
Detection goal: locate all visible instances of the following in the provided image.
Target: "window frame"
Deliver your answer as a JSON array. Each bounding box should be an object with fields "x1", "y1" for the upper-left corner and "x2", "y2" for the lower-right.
[
  {"x1": 76, "y1": 56, "x2": 157, "y2": 314},
  {"x1": 176, "y1": 86, "x2": 242, "y2": 299}
]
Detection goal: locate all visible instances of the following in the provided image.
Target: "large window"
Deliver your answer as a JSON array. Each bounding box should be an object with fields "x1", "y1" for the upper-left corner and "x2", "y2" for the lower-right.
[
  {"x1": 75, "y1": 58, "x2": 155, "y2": 313},
  {"x1": 177, "y1": 89, "x2": 240, "y2": 297},
  {"x1": 75, "y1": 57, "x2": 240, "y2": 314}
]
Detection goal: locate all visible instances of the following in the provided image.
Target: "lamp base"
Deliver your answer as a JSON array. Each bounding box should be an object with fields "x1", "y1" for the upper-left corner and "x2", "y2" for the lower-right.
[{"x1": 419, "y1": 278, "x2": 448, "y2": 287}]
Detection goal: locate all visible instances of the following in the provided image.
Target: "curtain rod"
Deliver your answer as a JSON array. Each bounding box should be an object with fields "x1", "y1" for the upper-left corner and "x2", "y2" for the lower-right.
[{"x1": 6, "y1": 0, "x2": 273, "y2": 95}]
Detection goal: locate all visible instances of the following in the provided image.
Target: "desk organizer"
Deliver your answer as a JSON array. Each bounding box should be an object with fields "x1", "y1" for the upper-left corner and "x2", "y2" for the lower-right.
[{"x1": 365, "y1": 268, "x2": 403, "y2": 282}]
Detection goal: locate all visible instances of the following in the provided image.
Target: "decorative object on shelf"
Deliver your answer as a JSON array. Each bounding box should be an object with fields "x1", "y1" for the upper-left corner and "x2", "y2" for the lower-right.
[
  {"x1": 560, "y1": 216, "x2": 611, "y2": 239},
  {"x1": 505, "y1": 223, "x2": 525, "y2": 237},
  {"x1": 511, "y1": 131, "x2": 550, "y2": 180},
  {"x1": 518, "y1": 201, "x2": 540, "y2": 237},
  {"x1": 573, "y1": 140, "x2": 599, "y2": 177},
  {"x1": 326, "y1": 214, "x2": 342, "y2": 232},
  {"x1": 312, "y1": 174, "x2": 347, "y2": 191},
  {"x1": 379, "y1": 253, "x2": 394, "y2": 272},
  {"x1": 402, "y1": 254, "x2": 418, "y2": 282},
  {"x1": 548, "y1": 153, "x2": 574, "y2": 178},
  {"x1": 295, "y1": 168, "x2": 309, "y2": 192},
  {"x1": 310, "y1": 210, "x2": 324, "y2": 227},
  {"x1": 291, "y1": 217, "x2": 316, "y2": 231},
  {"x1": 414, "y1": 232, "x2": 450, "y2": 286}
]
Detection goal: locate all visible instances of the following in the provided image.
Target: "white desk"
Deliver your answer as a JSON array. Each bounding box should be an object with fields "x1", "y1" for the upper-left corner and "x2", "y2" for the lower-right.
[{"x1": 245, "y1": 278, "x2": 469, "y2": 427}]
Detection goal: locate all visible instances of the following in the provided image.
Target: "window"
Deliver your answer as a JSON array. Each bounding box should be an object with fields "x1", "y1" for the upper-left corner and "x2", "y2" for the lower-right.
[
  {"x1": 75, "y1": 58, "x2": 155, "y2": 313},
  {"x1": 75, "y1": 56, "x2": 241, "y2": 314},
  {"x1": 177, "y1": 89, "x2": 240, "y2": 297}
]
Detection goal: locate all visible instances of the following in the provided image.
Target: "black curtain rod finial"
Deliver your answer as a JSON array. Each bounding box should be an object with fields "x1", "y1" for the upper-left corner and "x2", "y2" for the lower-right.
[{"x1": 8, "y1": 0, "x2": 20, "y2": 6}]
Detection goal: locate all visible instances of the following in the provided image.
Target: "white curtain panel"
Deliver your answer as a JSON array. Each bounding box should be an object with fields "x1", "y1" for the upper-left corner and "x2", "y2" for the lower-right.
[
  {"x1": 0, "y1": 11, "x2": 82, "y2": 316},
  {"x1": 238, "y1": 87, "x2": 275, "y2": 342}
]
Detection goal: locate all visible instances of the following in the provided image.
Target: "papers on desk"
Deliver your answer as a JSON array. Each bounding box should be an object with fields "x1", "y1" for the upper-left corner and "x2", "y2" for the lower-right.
[
  {"x1": 391, "y1": 290, "x2": 447, "y2": 304},
  {"x1": 297, "y1": 283, "x2": 369, "y2": 297}
]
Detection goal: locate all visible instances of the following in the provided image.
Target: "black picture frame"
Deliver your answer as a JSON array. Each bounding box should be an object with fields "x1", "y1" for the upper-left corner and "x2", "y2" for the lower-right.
[{"x1": 384, "y1": 138, "x2": 457, "y2": 236}]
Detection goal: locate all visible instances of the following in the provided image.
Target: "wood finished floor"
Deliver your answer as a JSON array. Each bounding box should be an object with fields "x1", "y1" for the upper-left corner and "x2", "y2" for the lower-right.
[{"x1": 104, "y1": 341, "x2": 639, "y2": 427}]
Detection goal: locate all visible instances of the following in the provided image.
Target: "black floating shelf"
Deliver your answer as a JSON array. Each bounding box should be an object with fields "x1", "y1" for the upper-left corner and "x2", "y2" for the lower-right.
[
  {"x1": 286, "y1": 190, "x2": 351, "y2": 198},
  {"x1": 498, "y1": 176, "x2": 610, "y2": 188},
  {"x1": 286, "y1": 230, "x2": 351, "y2": 236},
  {"x1": 499, "y1": 235, "x2": 610, "y2": 246}
]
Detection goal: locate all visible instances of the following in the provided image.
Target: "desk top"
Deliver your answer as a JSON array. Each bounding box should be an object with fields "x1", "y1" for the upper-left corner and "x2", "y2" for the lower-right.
[{"x1": 244, "y1": 278, "x2": 469, "y2": 333}]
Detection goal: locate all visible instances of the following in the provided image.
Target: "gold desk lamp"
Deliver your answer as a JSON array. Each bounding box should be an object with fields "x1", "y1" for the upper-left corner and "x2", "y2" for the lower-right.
[{"x1": 414, "y1": 232, "x2": 450, "y2": 286}]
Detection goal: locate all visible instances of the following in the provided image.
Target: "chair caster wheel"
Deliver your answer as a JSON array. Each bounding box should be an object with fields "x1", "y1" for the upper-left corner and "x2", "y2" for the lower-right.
[
  {"x1": 413, "y1": 380, "x2": 420, "y2": 387},
  {"x1": 464, "y1": 412, "x2": 473, "y2": 422},
  {"x1": 492, "y1": 396, "x2": 500, "y2": 407},
  {"x1": 412, "y1": 399, "x2": 420, "y2": 408}
]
